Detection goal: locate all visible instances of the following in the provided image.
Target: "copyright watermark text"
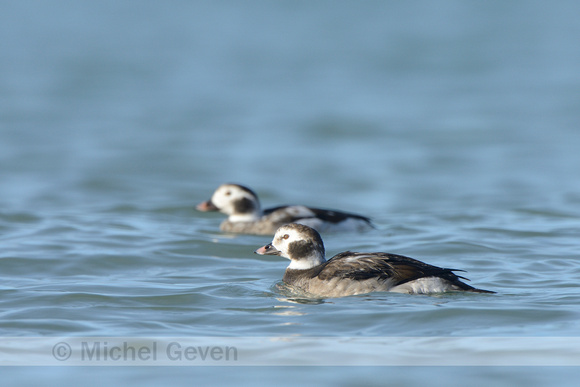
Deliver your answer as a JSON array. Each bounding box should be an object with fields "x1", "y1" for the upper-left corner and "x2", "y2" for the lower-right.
[
  {"x1": 2, "y1": 337, "x2": 580, "y2": 366},
  {"x1": 50, "y1": 339, "x2": 238, "y2": 364}
]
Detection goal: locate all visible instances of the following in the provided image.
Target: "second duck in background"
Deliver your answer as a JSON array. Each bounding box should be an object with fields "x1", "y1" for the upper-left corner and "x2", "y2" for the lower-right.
[{"x1": 197, "y1": 183, "x2": 373, "y2": 235}]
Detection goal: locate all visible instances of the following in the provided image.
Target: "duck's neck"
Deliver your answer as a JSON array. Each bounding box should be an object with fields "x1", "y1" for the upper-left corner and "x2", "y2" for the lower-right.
[
  {"x1": 227, "y1": 196, "x2": 262, "y2": 222},
  {"x1": 229, "y1": 211, "x2": 261, "y2": 222},
  {"x1": 287, "y1": 253, "x2": 326, "y2": 270}
]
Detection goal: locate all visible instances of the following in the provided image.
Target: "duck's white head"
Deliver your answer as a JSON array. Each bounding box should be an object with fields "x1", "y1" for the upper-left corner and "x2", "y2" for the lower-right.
[
  {"x1": 197, "y1": 184, "x2": 262, "y2": 221},
  {"x1": 255, "y1": 223, "x2": 326, "y2": 270}
]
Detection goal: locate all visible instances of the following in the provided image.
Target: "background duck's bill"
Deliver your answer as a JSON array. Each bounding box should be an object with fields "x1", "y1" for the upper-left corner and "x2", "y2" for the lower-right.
[{"x1": 196, "y1": 200, "x2": 218, "y2": 211}]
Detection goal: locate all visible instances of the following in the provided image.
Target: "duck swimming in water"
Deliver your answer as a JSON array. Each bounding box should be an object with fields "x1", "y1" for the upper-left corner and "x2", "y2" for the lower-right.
[
  {"x1": 197, "y1": 184, "x2": 373, "y2": 235},
  {"x1": 255, "y1": 223, "x2": 494, "y2": 297}
]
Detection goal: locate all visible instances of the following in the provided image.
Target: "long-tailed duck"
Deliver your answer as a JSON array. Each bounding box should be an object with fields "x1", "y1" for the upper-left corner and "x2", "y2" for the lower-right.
[
  {"x1": 196, "y1": 184, "x2": 373, "y2": 235},
  {"x1": 255, "y1": 223, "x2": 494, "y2": 297}
]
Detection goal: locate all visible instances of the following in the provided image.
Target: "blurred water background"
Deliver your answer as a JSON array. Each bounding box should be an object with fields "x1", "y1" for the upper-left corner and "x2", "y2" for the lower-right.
[{"x1": 1, "y1": 0, "x2": 580, "y2": 385}]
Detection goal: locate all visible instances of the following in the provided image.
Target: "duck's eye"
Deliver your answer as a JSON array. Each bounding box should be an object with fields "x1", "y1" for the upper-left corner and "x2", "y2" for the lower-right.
[
  {"x1": 225, "y1": 191, "x2": 231, "y2": 196},
  {"x1": 282, "y1": 234, "x2": 289, "y2": 240}
]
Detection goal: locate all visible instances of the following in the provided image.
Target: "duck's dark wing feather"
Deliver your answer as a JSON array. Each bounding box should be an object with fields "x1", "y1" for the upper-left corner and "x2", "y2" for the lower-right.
[
  {"x1": 308, "y1": 207, "x2": 372, "y2": 224},
  {"x1": 264, "y1": 206, "x2": 372, "y2": 225},
  {"x1": 319, "y1": 251, "x2": 492, "y2": 293}
]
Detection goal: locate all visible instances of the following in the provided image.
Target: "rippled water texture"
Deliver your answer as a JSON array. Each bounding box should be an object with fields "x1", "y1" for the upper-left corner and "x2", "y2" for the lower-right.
[{"x1": 1, "y1": 1, "x2": 580, "y2": 386}]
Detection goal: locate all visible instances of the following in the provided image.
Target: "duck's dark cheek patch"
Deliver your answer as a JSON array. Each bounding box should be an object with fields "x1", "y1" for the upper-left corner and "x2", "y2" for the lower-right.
[
  {"x1": 288, "y1": 241, "x2": 314, "y2": 259},
  {"x1": 234, "y1": 197, "x2": 255, "y2": 214}
]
